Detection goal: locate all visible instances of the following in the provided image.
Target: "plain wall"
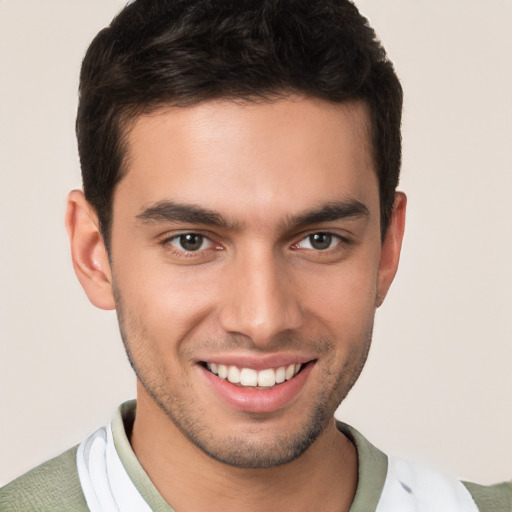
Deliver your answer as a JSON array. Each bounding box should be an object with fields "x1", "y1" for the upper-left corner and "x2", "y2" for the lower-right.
[{"x1": 0, "y1": 0, "x2": 510, "y2": 486}]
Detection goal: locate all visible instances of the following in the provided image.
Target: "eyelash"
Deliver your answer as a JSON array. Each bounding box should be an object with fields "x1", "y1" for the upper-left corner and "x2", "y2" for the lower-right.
[
  {"x1": 161, "y1": 232, "x2": 220, "y2": 256},
  {"x1": 160, "y1": 231, "x2": 349, "y2": 257},
  {"x1": 292, "y1": 232, "x2": 347, "y2": 252}
]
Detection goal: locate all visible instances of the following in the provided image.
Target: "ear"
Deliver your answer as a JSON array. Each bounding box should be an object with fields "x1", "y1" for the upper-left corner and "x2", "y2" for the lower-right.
[
  {"x1": 376, "y1": 192, "x2": 407, "y2": 307},
  {"x1": 65, "y1": 190, "x2": 115, "y2": 310}
]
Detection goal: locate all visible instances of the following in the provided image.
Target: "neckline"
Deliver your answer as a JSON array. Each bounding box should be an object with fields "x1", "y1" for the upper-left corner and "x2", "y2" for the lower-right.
[{"x1": 111, "y1": 400, "x2": 388, "y2": 512}]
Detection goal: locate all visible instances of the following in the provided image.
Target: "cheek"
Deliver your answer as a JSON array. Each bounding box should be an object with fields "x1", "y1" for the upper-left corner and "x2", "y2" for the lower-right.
[
  {"x1": 114, "y1": 256, "x2": 220, "y2": 344},
  {"x1": 302, "y1": 258, "x2": 379, "y2": 337}
]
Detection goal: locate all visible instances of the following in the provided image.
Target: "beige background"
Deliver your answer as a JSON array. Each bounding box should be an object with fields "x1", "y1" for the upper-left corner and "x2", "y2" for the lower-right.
[{"x1": 0, "y1": 0, "x2": 510, "y2": 487}]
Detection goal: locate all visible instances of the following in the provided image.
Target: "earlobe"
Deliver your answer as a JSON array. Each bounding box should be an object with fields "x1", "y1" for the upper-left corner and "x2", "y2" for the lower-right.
[
  {"x1": 376, "y1": 192, "x2": 407, "y2": 307},
  {"x1": 65, "y1": 190, "x2": 116, "y2": 310}
]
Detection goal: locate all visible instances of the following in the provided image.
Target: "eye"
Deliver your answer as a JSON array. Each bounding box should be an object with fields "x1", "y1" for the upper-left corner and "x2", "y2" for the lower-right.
[
  {"x1": 168, "y1": 233, "x2": 213, "y2": 252},
  {"x1": 295, "y1": 232, "x2": 341, "y2": 251}
]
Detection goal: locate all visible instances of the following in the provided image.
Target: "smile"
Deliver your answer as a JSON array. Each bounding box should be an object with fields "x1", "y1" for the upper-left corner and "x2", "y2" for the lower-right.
[
  {"x1": 199, "y1": 359, "x2": 316, "y2": 413},
  {"x1": 205, "y1": 362, "x2": 303, "y2": 388}
]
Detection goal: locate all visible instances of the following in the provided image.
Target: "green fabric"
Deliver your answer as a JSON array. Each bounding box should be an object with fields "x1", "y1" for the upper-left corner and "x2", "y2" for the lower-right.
[
  {"x1": 463, "y1": 480, "x2": 512, "y2": 512},
  {"x1": 2, "y1": 400, "x2": 511, "y2": 511},
  {"x1": 336, "y1": 421, "x2": 389, "y2": 512},
  {"x1": 0, "y1": 445, "x2": 88, "y2": 512},
  {"x1": 112, "y1": 400, "x2": 175, "y2": 512}
]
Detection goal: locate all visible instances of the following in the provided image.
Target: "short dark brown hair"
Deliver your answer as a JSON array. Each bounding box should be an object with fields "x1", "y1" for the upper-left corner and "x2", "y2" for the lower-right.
[{"x1": 77, "y1": 0, "x2": 402, "y2": 250}]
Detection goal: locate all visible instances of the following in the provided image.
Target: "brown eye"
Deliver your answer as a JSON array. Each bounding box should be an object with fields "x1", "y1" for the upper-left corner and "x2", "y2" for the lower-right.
[
  {"x1": 308, "y1": 233, "x2": 333, "y2": 250},
  {"x1": 172, "y1": 233, "x2": 206, "y2": 252},
  {"x1": 293, "y1": 232, "x2": 343, "y2": 252}
]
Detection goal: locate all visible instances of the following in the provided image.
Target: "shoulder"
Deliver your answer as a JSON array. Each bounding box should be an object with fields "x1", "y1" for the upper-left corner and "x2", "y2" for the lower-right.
[
  {"x1": 379, "y1": 455, "x2": 512, "y2": 512},
  {"x1": 463, "y1": 480, "x2": 512, "y2": 512},
  {"x1": 0, "y1": 445, "x2": 89, "y2": 512},
  {"x1": 337, "y1": 422, "x2": 512, "y2": 512}
]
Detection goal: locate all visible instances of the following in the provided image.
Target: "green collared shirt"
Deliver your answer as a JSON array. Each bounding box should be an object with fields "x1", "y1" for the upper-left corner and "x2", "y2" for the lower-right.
[{"x1": 1, "y1": 401, "x2": 511, "y2": 511}]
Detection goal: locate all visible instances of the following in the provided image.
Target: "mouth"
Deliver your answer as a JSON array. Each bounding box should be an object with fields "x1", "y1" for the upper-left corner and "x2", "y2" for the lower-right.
[
  {"x1": 200, "y1": 361, "x2": 308, "y2": 389},
  {"x1": 198, "y1": 358, "x2": 316, "y2": 413}
]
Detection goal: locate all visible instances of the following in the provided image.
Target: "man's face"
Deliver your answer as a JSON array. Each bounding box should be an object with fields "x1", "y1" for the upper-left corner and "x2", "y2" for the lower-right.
[{"x1": 109, "y1": 97, "x2": 387, "y2": 467}]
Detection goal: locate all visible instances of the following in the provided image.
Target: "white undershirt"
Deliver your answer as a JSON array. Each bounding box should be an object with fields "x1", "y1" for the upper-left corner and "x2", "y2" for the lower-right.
[
  {"x1": 376, "y1": 455, "x2": 478, "y2": 512},
  {"x1": 76, "y1": 424, "x2": 152, "y2": 512}
]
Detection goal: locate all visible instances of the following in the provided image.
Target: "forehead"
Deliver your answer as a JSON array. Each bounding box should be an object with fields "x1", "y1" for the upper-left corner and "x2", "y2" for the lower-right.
[{"x1": 115, "y1": 97, "x2": 378, "y2": 224}]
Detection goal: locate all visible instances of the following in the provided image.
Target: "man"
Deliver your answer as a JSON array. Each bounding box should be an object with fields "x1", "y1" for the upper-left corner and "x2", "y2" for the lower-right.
[{"x1": 1, "y1": 0, "x2": 510, "y2": 510}]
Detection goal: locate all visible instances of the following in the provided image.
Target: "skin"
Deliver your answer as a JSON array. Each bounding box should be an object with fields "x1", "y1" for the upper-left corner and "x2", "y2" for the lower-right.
[{"x1": 66, "y1": 96, "x2": 406, "y2": 512}]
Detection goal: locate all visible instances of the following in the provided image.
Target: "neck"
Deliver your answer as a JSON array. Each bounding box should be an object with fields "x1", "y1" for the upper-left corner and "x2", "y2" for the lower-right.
[{"x1": 131, "y1": 388, "x2": 358, "y2": 512}]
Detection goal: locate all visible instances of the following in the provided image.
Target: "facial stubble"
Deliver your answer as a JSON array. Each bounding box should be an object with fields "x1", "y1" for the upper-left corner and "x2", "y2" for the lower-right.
[{"x1": 114, "y1": 287, "x2": 373, "y2": 469}]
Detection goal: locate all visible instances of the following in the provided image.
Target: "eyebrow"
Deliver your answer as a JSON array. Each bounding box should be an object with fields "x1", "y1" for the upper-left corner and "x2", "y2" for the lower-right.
[
  {"x1": 135, "y1": 198, "x2": 369, "y2": 230},
  {"x1": 136, "y1": 201, "x2": 237, "y2": 229},
  {"x1": 287, "y1": 199, "x2": 370, "y2": 229}
]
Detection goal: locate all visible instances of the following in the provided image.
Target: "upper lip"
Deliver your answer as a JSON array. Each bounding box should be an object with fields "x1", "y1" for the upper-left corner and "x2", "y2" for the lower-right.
[{"x1": 194, "y1": 352, "x2": 317, "y2": 370}]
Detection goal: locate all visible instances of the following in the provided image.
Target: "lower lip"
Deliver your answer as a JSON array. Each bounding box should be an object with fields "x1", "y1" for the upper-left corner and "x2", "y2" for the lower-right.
[{"x1": 199, "y1": 363, "x2": 314, "y2": 414}]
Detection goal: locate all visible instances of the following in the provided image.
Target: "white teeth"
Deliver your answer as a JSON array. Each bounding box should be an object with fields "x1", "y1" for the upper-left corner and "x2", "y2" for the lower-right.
[
  {"x1": 217, "y1": 364, "x2": 228, "y2": 379},
  {"x1": 206, "y1": 362, "x2": 303, "y2": 388},
  {"x1": 258, "y1": 368, "x2": 276, "y2": 387},
  {"x1": 240, "y1": 368, "x2": 258, "y2": 386},
  {"x1": 227, "y1": 365, "x2": 241, "y2": 384},
  {"x1": 285, "y1": 364, "x2": 296, "y2": 381}
]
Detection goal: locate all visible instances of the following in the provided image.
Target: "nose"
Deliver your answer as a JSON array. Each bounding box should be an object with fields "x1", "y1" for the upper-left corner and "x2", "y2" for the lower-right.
[{"x1": 218, "y1": 249, "x2": 304, "y2": 346}]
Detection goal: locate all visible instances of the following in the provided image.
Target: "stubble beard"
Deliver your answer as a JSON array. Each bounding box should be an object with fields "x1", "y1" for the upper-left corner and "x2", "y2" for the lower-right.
[{"x1": 114, "y1": 291, "x2": 373, "y2": 469}]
